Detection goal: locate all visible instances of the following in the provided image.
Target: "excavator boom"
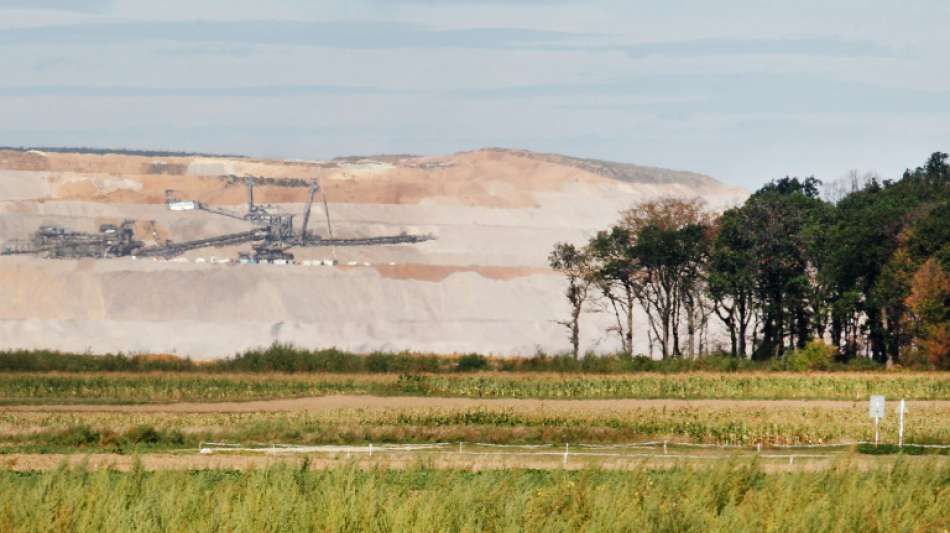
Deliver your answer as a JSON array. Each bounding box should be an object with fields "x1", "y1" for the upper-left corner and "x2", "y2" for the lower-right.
[{"x1": 300, "y1": 179, "x2": 319, "y2": 241}]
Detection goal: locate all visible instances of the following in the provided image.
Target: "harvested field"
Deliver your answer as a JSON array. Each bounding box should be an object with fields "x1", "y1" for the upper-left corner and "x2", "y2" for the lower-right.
[
  {"x1": 5, "y1": 395, "x2": 950, "y2": 449},
  {"x1": 8, "y1": 394, "x2": 940, "y2": 413}
]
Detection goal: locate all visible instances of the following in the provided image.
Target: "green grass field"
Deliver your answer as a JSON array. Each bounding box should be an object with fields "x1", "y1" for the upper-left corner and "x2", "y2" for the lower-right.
[{"x1": 1, "y1": 461, "x2": 947, "y2": 532}]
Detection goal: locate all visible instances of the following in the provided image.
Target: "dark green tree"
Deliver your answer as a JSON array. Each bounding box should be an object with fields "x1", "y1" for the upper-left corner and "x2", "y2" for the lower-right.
[
  {"x1": 741, "y1": 177, "x2": 826, "y2": 359},
  {"x1": 707, "y1": 208, "x2": 756, "y2": 357},
  {"x1": 823, "y1": 153, "x2": 949, "y2": 363},
  {"x1": 586, "y1": 226, "x2": 639, "y2": 354},
  {"x1": 631, "y1": 222, "x2": 709, "y2": 358}
]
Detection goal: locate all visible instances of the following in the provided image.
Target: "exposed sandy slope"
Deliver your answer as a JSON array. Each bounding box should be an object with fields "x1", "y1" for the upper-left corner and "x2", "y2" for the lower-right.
[
  {"x1": 9, "y1": 395, "x2": 944, "y2": 413},
  {"x1": 0, "y1": 148, "x2": 747, "y2": 357},
  {"x1": 1, "y1": 148, "x2": 745, "y2": 208}
]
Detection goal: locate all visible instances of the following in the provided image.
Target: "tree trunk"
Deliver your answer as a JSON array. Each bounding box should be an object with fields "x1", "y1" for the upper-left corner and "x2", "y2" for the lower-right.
[
  {"x1": 737, "y1": 298, "x2": 750, "y2": 359},
  {"x1": 868, "y1": 308, "x2": 887, "y2": 364},
  {"x1": 728, "y1": 322, "x2": 738, "y2": 357},
  {"x1": 661, "y1": 309, "x2": 671, "y2": 359},
  {"x1": 570, "y1": 301, "x2": 581, "y2": 361},
  {"x1": 795, "y1": 307, "x2": 809, "y2": 349},
  {"x1": 831, "y1": 315, "x2": 842, "y2": 356},
  {"x1": 738, "y1": 321, "x2": 748, "y2": 359},
  {"x1": 625, "y1": 285, "x2": 635, "y2": 356},
  {"x1": 686, "y1": 303, "x2": 696, "y2": 358},
  {"x1": 775, "y1": 298, "x2": 786, "y2": 358}
]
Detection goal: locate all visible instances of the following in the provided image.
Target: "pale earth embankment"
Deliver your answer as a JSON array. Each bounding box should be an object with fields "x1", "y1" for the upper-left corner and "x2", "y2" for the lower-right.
[{"x1": 0, "y1": 148, "x2": 746, "y2": 357}]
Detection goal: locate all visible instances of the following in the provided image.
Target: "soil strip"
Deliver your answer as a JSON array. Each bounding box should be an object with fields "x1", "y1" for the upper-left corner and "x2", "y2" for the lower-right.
[{"x1": 8, "y1": 395, "x2": 950, "y2": 413}]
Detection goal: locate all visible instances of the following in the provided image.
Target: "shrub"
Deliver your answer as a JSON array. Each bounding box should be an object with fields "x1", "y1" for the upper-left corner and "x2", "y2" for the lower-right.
[
  {"x1": 922, "y1": 324, "x2": 950, "y2": 369},
  {"x1": 455, "y1": 354, "x2": 489, "y2": 372},
  {"x1": 900, "y1": 348, "x2": 933, "y2": 370},
  {"x1": 53, "y1": 425, "x2": 100, "y2": 447},
  {"x1": 123, "y1": 425, "x2": 162, "y2": 445},
  {"x1": 786, "y1": 341, "x2": 836, "y2": 371}
]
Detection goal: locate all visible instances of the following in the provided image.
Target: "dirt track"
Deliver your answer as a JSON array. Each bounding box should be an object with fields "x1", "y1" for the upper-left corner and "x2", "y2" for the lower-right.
[
  {"x1": 8, "y1": 395, "x2": 950, "y2": 413},
  {"x1": 1, "y1": 451, "x2": 934, "y2": 473}
]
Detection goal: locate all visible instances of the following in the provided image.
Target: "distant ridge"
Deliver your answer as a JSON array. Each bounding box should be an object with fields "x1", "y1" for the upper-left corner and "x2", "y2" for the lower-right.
[
  {"x1": 1, "y1": 145, "x2": 727, "y2": 189},
  {"x1": 0, "y1": 146, "x2": 247, "y2": 159},
  {"x1": 327, "y1": 147, "x2": 725, "y2": 188},
  {"x1": 481, "y1": 148, "x2": 719, "y2": 187}
]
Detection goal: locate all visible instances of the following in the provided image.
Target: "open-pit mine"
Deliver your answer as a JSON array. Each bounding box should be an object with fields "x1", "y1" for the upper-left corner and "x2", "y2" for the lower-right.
[{"x1": 0, "y1": 147, "x2": 746, "y2": 357}]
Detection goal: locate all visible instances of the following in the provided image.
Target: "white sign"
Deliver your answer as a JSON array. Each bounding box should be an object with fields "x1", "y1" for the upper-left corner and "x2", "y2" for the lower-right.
[{"x1": 869, "y1": 395, "x2": 885, "y2": 419}]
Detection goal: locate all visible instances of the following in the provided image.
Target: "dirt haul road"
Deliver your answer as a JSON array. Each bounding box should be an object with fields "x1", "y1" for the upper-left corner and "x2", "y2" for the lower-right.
[{"x1": 2, "y1": 450, "x2": 941, "y2": 473}]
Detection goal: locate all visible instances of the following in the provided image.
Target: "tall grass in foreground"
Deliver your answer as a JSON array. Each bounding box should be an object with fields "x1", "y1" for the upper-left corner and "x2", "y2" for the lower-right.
[{"x1": 0, "y1": 461, "x2": 947, "y2": 532}]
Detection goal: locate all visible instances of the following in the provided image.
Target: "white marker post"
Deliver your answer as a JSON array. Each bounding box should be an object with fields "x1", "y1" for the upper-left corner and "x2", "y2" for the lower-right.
[
  {"x1": 897, "y1": 399, "x2": 907, "y2": 448},
  {"x1": 869, "y1": 395, "x2": 885, "y2": 446}
]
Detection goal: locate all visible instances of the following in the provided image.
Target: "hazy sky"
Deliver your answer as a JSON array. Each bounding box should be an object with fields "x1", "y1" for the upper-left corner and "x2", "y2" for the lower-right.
[{"x1": 2, "y1": 1, "x2": 949, "y2": 188}]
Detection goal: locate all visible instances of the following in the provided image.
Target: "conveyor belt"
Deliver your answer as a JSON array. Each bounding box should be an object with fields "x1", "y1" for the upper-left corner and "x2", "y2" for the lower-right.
[
  {"x1": 298, "y1": 234, "x2": 434, "y2": 247},
  {"x1": 136, "y1": 229, "x2": 269, "y2": 258}
]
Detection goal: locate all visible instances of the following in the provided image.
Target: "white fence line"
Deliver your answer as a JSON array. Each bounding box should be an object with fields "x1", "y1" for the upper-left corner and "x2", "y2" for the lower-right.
[{"x1": 197, "y1": 439, "x2": 950, "y2": 458}]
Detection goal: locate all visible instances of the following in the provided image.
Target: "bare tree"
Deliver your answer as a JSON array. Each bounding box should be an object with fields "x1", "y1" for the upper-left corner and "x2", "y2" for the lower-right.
[{"x1": 548, "y1": 242, "x2": 593, "y2": 360}]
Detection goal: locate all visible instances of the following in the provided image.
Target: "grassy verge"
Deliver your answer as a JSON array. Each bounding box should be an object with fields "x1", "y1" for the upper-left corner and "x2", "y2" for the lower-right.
[
  {"x1": 3, "y1": 372, "x2": 950, "y2": 403},
  {"x1": 1, "y1": 461, "x2": 948, "y2": 531},
  {"x1": 855, "y1": 443, "x2": 950, "y2": 455},
  {"x1": 0, "y1": 344, "x2": 896, "y2": 374},
  {"x1": 5, "y1": 402, "x2": 950, "y2": 452}
]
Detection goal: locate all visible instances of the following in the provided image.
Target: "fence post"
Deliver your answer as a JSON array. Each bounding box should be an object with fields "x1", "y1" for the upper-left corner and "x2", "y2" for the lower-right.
[
  {"x1": 663, "y1": 441, "x2": 668, "y2": 455},
  {"x1": 369, "y1": 443, "x2": 373, "y2": 457},
  {"x1": 898, "y1": 399, "x2": 906, "y2": 448},
  {"x1": 563, "y1": 443, "x2": 569, "y2": 467}
]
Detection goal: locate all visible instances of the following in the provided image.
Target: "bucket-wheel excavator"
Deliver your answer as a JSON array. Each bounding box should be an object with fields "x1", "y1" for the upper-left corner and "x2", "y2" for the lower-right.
[{"x1": 3, "y1": 176, "x2": 433, "y2": 261}]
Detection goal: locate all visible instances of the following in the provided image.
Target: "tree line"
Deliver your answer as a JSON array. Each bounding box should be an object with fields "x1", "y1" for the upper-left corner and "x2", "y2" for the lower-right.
[{"x1": 550, "y1": 152, "x2": 950, "y2": 367}]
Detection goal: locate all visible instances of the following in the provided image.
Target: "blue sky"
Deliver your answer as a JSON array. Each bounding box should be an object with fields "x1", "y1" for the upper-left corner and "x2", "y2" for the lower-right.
[{"x1": 2, "y1": 0, "x2": 948, "y2": 188}]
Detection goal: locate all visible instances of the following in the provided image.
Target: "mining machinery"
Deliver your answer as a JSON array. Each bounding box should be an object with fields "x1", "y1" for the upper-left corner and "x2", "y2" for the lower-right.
[
  {"x1": 3, "y1": 175, "x2": 433, "y2": 262},
  {"x1": 2, "y1": 221, "x2": 143, "y2": 258},
  {"x1": 293, "y1": 178, "x2": 430, "y2": 248}
]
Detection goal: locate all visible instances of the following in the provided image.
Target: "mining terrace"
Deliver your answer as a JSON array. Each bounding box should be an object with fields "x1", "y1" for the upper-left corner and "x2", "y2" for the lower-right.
[{"x1": 0, "y1": 147, "x2": 746, "y2": 357}]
